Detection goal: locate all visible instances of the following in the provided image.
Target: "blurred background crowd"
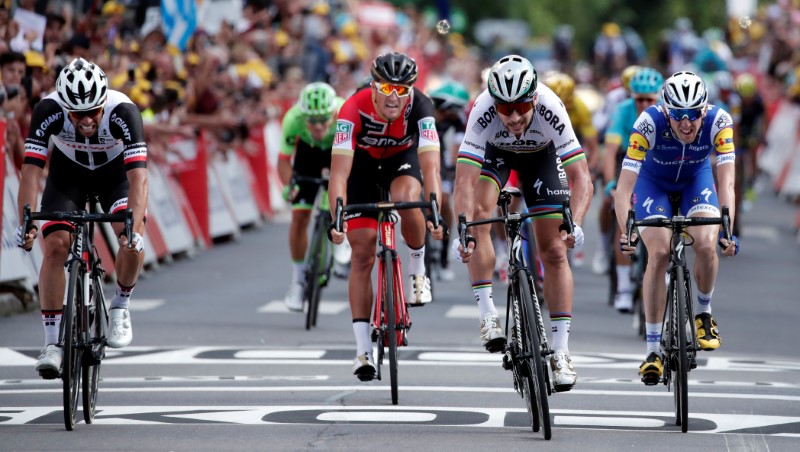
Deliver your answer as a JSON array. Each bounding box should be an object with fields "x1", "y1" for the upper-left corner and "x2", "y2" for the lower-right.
[{"x1": 1, "y1": 0, "x2": 799, "y2": 210}]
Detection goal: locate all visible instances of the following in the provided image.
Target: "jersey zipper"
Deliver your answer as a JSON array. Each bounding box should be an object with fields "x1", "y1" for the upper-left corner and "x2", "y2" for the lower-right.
[{"x1": 674, "y1": 142, "x2": 686, "y2": 182}]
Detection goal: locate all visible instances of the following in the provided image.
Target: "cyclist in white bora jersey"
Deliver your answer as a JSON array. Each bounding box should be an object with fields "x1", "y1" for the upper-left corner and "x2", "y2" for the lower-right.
[{"x1": 452, "y1": 55, "x2": 594, "y2": 392}]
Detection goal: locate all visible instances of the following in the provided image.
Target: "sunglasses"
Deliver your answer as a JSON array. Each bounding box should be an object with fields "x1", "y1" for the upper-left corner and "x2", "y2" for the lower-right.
[
  {"x1": 375, "y1": 81, "x2": 412, "y2": 97},
  {"x1": 306, "y1": 115, "x2": 331, "y2": 125},
  {"x1": 495, "y1": 100, "x2": 534, "y2": 116},
  {"x1": 634, "y1": 96, "x2": 658, "y2": 104},
  {"x1": 667, "y1": 107, "x2": 703, "y2": 122},
  {"x1": 69, "y1": 106, "x2": 103, "y2": 120}
]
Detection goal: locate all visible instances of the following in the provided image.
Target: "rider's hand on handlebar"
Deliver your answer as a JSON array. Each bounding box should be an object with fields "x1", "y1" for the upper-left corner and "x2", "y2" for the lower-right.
[
  {"x1": 14, "y1": 224, "x2": 38, "y2": 251},
  {"x1": 327, "y1": 222, "x2": 347, "y2": 245},
  {"x1": 426, "y1": 218, "x2": 445, "y2": 240},
  {"x1": 718, "y1": 231, "x2": 739, "y2": 257},
  {"x1": 451, "y1": 237, "x2": 474, "y2": 263},
  {"x1": 119, "y1": 231, "x2": 144, "y2": 253},
  {"x1": 560, "y1": 224, "x2": 584, "y2": 249},
  {"x1": 618, "y1": 232, "x2": 638, "y2": 256}
]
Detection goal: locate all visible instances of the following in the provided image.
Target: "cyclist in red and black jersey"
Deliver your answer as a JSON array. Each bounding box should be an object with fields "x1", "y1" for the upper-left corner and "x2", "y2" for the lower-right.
[
  {"x1": 15, "y1": 58, "x2": 148, "y2": 376},
  {"x1": 328, "y1": 52, "x2": 444, "y2": 381}
]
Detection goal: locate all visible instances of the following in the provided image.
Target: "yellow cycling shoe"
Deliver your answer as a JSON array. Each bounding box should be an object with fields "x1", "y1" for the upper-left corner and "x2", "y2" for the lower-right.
[
  {"x1": 695, "y1": 313, "x2": 721, "y2": 351},
  {"x1": 638, "y1": 352, "x2": 663, "y2": 386}
]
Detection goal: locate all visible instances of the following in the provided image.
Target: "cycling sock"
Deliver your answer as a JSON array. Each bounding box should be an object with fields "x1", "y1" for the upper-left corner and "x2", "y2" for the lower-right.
[
  {"x1": 616, "y1": 265, "x2": 632, "y2": 293},
  {"x1": 696, "y1": 288, "x2": 713, "y2": 314},
  {"x1": 41, "y1": 310, "x2": 62, "y2": 345},
  {"x1": 472, "y1": 280, "x2": 495, "y2": 317},
  {"x1": 407, "y1": 245, "x2": 425, "y2": 276},
  {"x1": 110, "y1": 282, "x2": 135, "y2": 310},
  {"x1": 550, "y1": 313, "x2": 571, "y2": 353},
  {"x1": 292, "y1": 261, "x2": 305, "y2": 284},
  {"x1": 352, "y1": 319, "x2": 371, "y2": 356},
  {"x1": 646, "y1": 322, "x2": 662, "y2": 354}
]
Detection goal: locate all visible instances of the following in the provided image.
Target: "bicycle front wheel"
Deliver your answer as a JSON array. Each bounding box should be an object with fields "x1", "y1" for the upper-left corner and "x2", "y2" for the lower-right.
[
  {"x1": 380, "y1": 251, "x2": 399, "y2": 405},
  {"x1": 517, "y1": 269, "x2": 551, "y2": 439},
  {"x1": 62, "y1": 260, "x2": 83, "y2": 431},
  {"x1": 83, "y1": 275, "x2": 106, "y2": 424},
  {"x1": 674, "y1": 268, "x2": 690, "y2": 432},
  {"x1": 305, "y1": 217, "x2": 325, "y2": 330}
]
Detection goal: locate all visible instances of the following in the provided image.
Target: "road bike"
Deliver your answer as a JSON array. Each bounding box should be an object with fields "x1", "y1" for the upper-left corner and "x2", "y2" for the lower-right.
[
  {"x1": 457, "y1": 188, "x2": 575, "y2": 440},
  {"x1": 334, "y1": 193, "x2": 440, "y2": 405},
  {"x1": 23, "y1": 201, "x2": 133, "y2": 431},
  {"x1": 291, "y1": 174, "x2": 334, "y2": 330},
  {"x1": 626, "y1": 202, "x2": 732, "y2": 433}
]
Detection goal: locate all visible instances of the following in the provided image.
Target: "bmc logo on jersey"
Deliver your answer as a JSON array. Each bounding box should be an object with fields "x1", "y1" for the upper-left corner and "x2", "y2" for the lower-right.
[
  {"x1": 420, "y1": 119, "x2": 438, "y2": 142},
  {"x1": 334, "y1": 121, "x2": 354, "y2": 146}
]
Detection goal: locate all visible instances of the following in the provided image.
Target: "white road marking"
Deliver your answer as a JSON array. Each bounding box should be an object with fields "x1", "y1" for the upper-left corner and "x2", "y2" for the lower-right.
[
  {"x1": 318, "y1": 411, "x2": 437, "y2": 422},
  {"x1": 129, "y1": 299, "x2": 165, "y2": 311},
  {"x1": 445, "y1": 305, "x2": 479, "y2": 319},
  {"x1": 258, "y1": 300, "x2": 349, "y2": 314},
  {"x1": 555, "y1": 415, "x2": 665, "y2": 428}
]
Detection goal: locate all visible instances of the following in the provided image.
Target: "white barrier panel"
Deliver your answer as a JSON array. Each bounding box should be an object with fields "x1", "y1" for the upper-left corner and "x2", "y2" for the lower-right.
[
  {"x1": 760, "y1": 101, "x2": 800, "y2": 179},
  {"x1": 208, "y1": 159, "x2": 240, "y2": 239},
  {"x1": 214, "y1": 151, "x2": 261, "y2": 227},
  {"x1": 780, "y1": 141, "x2": 800, "y2": 197},
  {"x1": 1, "y1": 160, "x2": 42, "y2": 287},
  {"x1": 264, "y1": 120, "x2": 289, "y2": 213},
  {"x1": 147, "y1": 162, "x2": 196, "y2": 255}
]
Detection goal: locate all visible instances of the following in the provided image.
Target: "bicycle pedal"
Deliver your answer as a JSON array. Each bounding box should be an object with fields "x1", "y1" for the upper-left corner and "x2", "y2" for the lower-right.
[
  {"x1": 484, "y1": 338, "x2": 507, "y2": 353},
  {"x1": 38, "y1": 369, "x2": 59, "y2": 380},
  {"x1": 553, "y1": 384, "x2": 573, "y2": 393},
  {"x1": 640, "y1": 374, "x2": 660, "y2": 386},
  {"x1": 502, "y1": 354, "x2": 513, "y2": 371}
]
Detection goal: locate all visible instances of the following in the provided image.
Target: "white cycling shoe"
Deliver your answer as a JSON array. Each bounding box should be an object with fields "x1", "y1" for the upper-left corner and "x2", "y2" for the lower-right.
[{"x1": 108, "y1": 308, "x2": 133, "y2": 348}]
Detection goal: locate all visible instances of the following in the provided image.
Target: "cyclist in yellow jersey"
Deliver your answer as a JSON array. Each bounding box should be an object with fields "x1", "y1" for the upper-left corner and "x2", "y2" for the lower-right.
[{"x1": 544, "y1": 72, "x2": 599, "y2": 174}]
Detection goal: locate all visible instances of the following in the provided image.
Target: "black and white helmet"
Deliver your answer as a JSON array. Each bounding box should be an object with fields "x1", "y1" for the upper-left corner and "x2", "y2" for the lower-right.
[
  {"x1": 661, "y1": 71, "x2": 707, "y2": 110},
  {"x1": 56, "y1": 58, "x2": 108, "y2": 112},
  {"x1": 487, "y1": 55, "x2": 538, "y2": 103}
]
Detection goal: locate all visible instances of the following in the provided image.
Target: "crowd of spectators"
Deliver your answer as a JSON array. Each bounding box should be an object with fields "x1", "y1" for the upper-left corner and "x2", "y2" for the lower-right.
[{"x1": 0, "y1": 0, "x2": 798, "y2": 182}]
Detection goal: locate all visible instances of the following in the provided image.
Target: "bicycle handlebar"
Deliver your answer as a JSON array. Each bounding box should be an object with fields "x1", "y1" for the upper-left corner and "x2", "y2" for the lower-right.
[
  {"x1": 333, "y1": 194, "x2": 440, "y2": 233},
  {"x1": 625, "y1": 206, "x2": 732, "y2": 248},
  {"x1": 23, "y1": 204, "x2": 135, "y2": 248},
  {"x1": 291, "y1": 174, "x2": 330, "y2": 187}
]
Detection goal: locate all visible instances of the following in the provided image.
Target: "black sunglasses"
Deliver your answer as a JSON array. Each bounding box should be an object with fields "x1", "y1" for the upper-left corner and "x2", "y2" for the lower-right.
[{"x1": 69, "y1": 106, "x2": 103, "y2": 120}]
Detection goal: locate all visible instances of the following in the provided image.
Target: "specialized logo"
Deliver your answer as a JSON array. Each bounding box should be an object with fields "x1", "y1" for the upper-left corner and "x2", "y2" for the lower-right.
[
  {"x1": 642, "y1": 197, "x2": 654, "y2": 214},
  {"x1": 534, "y1": 178, "x2": 543, "y2": 195},
  {"x1": 398, "y1": 163, "x2": 411, "y2": 171},
  {"x1": 334, "y1": 121, "x2": 353, "y2": 146},
  {"x1": 496, "y1": 157, "x2": 505, "y2": 167},
  {"x1": 420, "y1": 118, "x2": 438, "y2": 142},
  {"x1": 701, "y1": 187, "x2": 712, "y2": 203}
]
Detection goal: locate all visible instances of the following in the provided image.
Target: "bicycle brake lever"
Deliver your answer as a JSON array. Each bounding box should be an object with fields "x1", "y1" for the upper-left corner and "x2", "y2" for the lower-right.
[
  {"x1": 430, "y1": 193, "x2": 440, "y2": 230},
  {"x1": 559, "y1": 199, "x2": 574, "y2": 235}
]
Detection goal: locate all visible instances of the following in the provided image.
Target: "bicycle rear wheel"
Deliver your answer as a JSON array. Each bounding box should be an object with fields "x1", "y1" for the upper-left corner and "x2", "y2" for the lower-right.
[
  {"x1": 62, "y1": 260, "x2": 83, "y2": 431},
  {"x1": 674, "y1": 268, "x2": 690, "y2": 432},
  {"x1": 83, "y1": 275, "x2": 106, "y2": 424},
  {"x1": 517, "y1": 269, "x2": 551, "y2": 439},
  {"x1": 383, "y1": 251, "x2": 399, "y2": 405},
  {"x1": 305, "y1": 218, "x2": 325, "y2": 330}
]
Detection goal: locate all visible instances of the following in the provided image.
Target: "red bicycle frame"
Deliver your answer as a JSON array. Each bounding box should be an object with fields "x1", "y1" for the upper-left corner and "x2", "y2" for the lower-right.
[{"x1": 373, "y1": 217, "x2": 411, "y2": 347}]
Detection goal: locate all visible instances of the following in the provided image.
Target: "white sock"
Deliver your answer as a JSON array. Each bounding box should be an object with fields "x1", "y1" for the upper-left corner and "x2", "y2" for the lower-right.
[
  {"x1": 352, "y1": 320, "x2": 372, "y2": 356},
  {"x1": 696, "y1": 288, "x2": 713, "y2": 314},
  {"x1": 110, "y1": 282, "x2": 135, "y2": 310},
  {"x1": 407, "y1": 245, "x2": 425, "y2": 276},
  {"x1": 646, "y1": 322, "x2": 662, "y2": 354},
  {"x1": 472, "y1": 280, "x2": 496, "y2": 317},
  {"x1": 616, "y1": 265, "x2": 631, "y2": 293},
  {"x1": 42, "y1": 310, "x2": 62, "y2": 346},
  {"x1": 292, "y1": 261, "x2": 305, "y2": 284},
  {"x1": 550, "y1": 314, "x2": 571, "y2": 353}
]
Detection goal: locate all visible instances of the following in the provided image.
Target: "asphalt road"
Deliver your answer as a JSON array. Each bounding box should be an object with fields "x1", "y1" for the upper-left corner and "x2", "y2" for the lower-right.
[{"x1": 1, "y1": 188, "x2": 799, "y2": 451}]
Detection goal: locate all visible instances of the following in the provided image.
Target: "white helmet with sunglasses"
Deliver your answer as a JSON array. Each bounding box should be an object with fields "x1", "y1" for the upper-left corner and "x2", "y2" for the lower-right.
[
  {"x1": 661, "y1": 71, "x2": 707, "y2": 111},
  {"x1": 487, "y1": 55, "x2": 538, "y2": 104},
  {"x1": 56, "y1": 58, "x2": 108, "y2": 112}
]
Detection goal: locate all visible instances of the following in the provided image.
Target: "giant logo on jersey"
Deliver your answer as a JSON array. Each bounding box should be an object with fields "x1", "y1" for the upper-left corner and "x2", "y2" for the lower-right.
[
  {"x1": 536, "y1": 104, "x2": 565, "y2": 135},
  {"x1": 334, "y1": 121, "x2": 354, "y2": 146},
  {"x1": 35, "y1": 112, "x2": 63, "y2": 138},
  {"x1": 110, "y1": 113, "x2": 132, "y2": 141}
]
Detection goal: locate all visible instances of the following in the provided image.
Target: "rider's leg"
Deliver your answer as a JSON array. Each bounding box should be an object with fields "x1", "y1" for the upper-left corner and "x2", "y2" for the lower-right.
[
  {"x1": 639, "y1": 226, "x2": 671, "y2": 353},
  {"x1": 37, "y1": 230, "x2": 70, "y2": 345},
  {"x1": 288, "y1": 208, "x2": 312, "y2": 283},
  {"x1": 533, "y1": 217, "x2": 573, "y2": 352},
  {"x1": 689, "y1": 222, "x2": 719, "y2": 314},
  {"x1": 346, "y1": 225, "x2": 377, "y2": 358}
]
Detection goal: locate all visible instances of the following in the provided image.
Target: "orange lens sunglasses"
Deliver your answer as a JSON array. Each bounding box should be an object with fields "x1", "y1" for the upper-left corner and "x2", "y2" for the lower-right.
[{"x1": 375, "y1": 82, "x2": 412, "y2": 97}]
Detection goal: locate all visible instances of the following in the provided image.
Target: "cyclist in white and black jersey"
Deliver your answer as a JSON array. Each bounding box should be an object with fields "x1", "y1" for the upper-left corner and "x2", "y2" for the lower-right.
[
  {"x1": 15, "y1": 58, "x2": 148, "y2": 377},
  {"x1": 452, "y1": 55, "x2": 594, "y2": 391}
]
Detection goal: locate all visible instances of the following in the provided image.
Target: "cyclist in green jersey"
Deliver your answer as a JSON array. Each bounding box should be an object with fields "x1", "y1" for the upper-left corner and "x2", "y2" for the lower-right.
[{"x1": 279, "y1": 82, "x2": 350, "y2": 311}]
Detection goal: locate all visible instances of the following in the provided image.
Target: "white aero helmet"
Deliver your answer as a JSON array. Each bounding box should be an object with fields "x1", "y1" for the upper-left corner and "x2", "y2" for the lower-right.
[
  {"x1": 487, "y1": 55, "x2": 538, "y2": 103},
  {"x1": 661, "y1": 71, "x2": 707, "y2": 110},
  {"x1": 56, "y1": 58, "x2": 108, "y2": 111}
]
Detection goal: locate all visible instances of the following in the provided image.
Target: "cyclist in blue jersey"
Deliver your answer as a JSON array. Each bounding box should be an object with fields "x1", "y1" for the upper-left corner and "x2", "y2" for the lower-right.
[
  {"x1": 614, "y1": 71, "x2": 739, "y2": 385},
  {"x1": 603, "y1": 67, "x2": 664, "y2": 313}
]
